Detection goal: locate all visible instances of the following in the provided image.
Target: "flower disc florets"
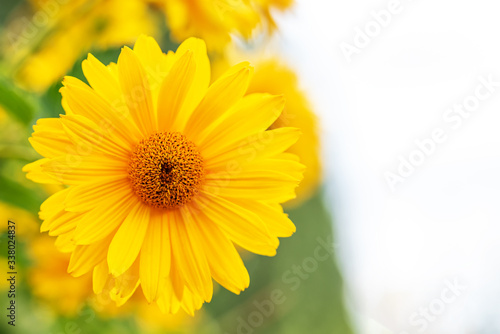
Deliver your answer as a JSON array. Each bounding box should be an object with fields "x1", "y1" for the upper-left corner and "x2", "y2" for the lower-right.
[{"x1": 128, "y1": 132, "x2": 204, "y2": 209}]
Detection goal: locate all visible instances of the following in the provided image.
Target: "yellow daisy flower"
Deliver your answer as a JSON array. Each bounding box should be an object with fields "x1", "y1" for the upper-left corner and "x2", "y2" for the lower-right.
[
  {"x1": 4, "y1": 0, "x2": 157, "y2": 91},
  {"x1": 149, "y1": 0, "x2": 293, "y2": 51},
  {"x1": 28, "y1": 235, "x2": 93, "y2": 317},
  {"x1": 23, "y1": 35, "x2": 304, "y2": 315}
]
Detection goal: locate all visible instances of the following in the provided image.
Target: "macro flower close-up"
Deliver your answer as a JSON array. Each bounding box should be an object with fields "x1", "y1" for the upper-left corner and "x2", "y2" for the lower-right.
[{"x1": 23, "y1": 35, "x2": 304, "y2": 314}]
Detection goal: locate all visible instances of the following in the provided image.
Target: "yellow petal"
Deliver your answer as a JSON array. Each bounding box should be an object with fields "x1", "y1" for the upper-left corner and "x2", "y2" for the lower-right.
[
  {"x1": 179, "y1": 287, "x2": 204, "y2": 316},
  {"x1": 29, "y1": 118, "x2": 74, "y2": 158},
  {"x1": 204, "y1": 177, "x2": 297, "y2": 203},
  {"x1": 39, "y1": 188, "x2": 70, "y2": 221},
  {"x1": 54, "y1": 231, "x2": 76, "y2": 253},
  {"x1": 110, "y1": 258, "x2": 141, "y2": 307},
  {"x1": 197, "y1": 93, "x2": 284, "y2": 151},
  {"x1": 157, "y1": 51, "x2": 196, "y2": 131},
  {"x1": 41, "y1": 155, "x2": 127, "y2": 185},
  {"x1": 93, "y1": 260, "x2": 109, "y2": 294},
  {"x1": 140, "y1": 209, "x2": 171, "y2": 303},
  {"x1": 61, "y1": 76, "x2": 141, "y2": 148},
  {"x1": 234, "y1": 200, "x2": 296, "y2": 238},
  {"x1": 133, "y1": 35, "x2": 173, "y2": 108},
  {"x1": 193, "y1": 215, "x2": 249, "y2": 294},
  {"x1": 68, "y1": 235, "x2": 112, "y2": 277},
  {"x1": 184, "y1": 62, "x2": 252, "y2": 138},
  {"x1": 168, "y1": 37, "x2": 210, "y2": 131},
  {"x1": 82, "y1": 53, "x2": 123, "y2": 106},
  {"x1": 74, "y1": 194, "x2": 136, "y2": 245},
  {"x1": 117, "y1": 46, "x2": 157, "y2": 136},
  {"x1": 204, "y1": 127, "x2": 301, "y2": 168},
  {"x1": 23, "y1": 158, "x2": 62, "y2": 184},
  {"x1": 204, "y1": 156, "x2": 304, "y2": 203},
  {"x1": 170, "y1": 246, "x2": 186, "y2": 302},
  {"x1": 169, "y1": 208, "x2": 213, "y2": 302},
  {"x1": 60, "y1": 114, "x2": 130, "y2": 160},
  {"x1": 65, "y1": 177, "x2": 130, "y2": 212},
  {"x1": 157, "y1": 276, "x2": 181, "y2": 314},
  {"x1": 195, "y1": 192, "x2": 279, "y2": 256},
  {"x1": 44, "y1": 211, "x2": 82, "y2": 236},
  {"x1": 108, "y1": 202, "x2": 150, "y2": 277}
]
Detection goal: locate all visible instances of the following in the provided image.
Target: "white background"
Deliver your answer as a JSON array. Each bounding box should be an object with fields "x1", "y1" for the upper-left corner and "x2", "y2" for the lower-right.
[{"x1": 275, "y1": 0, "x2": 500, "y2": 333}]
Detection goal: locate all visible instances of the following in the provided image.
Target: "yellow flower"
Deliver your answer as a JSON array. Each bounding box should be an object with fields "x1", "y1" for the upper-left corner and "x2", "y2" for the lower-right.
[
  {"x1": 4, "y1": 0, "x2": 157, "y2": 91},
  {"x1": 28, "y1": 235, "x2": 92, "y2": 317},
  {"x1": 254, "y1": 0, "x2": 294, "y2": 30},
  {"x1": 28, "y1": 234, "x2": 193, "y2": 331},
  {"x1": 23, "y1": 35, "x2": 304, "y2": 315},
  {"x1": 214, "y1": 57, "x2": 320, "y2": 206},
  {"x1": 0, "y1": 202, "x2": 40, "y2": 237},
  {"x1": 0, "y1": 202, "x2": 40, "y2": 291},
  {"x1": 150, "y1": 0, "x2": 293, "y2": 51}
]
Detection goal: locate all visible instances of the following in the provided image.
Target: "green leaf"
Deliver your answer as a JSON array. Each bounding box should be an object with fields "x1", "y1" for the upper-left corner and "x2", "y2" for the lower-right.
[
  {"x1": 205, "y1": 190, "x2": 354, "y2": 334},
  {"x1": 0, "y1": 76, "x2": 36, "y2": 125},
  {"x1": 0, "y1": 174, "x2": 43, "y2": 213}
]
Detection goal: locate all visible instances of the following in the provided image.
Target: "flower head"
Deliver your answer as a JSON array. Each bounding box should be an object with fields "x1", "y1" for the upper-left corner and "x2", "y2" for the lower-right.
[
  {"x1": 151, "y1": 0, "x2": 293, "y2": 50},
  {"x1": 4, "y1": 0, "x2": 157, "y2": 91},
  {"x1": 24, "y1": 35, "x2": 304, "y2": 314}
]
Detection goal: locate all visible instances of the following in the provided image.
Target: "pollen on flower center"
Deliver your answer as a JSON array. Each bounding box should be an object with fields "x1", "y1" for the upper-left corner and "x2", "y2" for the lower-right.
[{"x1": 128, "y1": 132, "x2": 204, "y2": 209}]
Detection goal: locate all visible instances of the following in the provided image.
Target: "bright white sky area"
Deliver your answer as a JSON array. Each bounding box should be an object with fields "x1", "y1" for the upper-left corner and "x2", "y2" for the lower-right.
[{"x1": 273, "y1": 0, "x2": 500, "y2": 333}]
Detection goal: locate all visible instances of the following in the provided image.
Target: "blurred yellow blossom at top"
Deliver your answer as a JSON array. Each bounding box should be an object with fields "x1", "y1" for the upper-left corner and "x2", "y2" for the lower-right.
[
  {"x1": 149, "y1": 0, "x2": 293, "y2": 51},
  {"x1": 2, "y1": 0, "x2": 158, "y2": 92},
  {"x1": 214, "y1": 56, "x2": 321, "y2": 206}
]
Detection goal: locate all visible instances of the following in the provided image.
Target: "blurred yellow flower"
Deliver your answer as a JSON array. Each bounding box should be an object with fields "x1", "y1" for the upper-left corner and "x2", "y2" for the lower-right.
[
  {"x1": 0, "y1": 201, "x2": 39, "y2": 238},
  {"x1": 28, "y1": 234, "x2": 193, "y2": 330},
  {"x1": 0, "y1": 202, "x2": 40, "y2": 291},
  {"x1": 3, "y1": 0, "x2": 157, "y2": 92},
  {"x1": 28, "y1": 234, "x2": 92, "y2": 317},
  {"x1": 247, "y1": 60, "x2": 320, "y2": 206},
  {"x1": 149, "y1": 0, "x2": 293, "y2": 50},
  {"x1": 214, "y1": 57, "x2": 321, "y2": 206},
  {"x1": 24, "y1": 35, "x2": 303, "y2": 314}
]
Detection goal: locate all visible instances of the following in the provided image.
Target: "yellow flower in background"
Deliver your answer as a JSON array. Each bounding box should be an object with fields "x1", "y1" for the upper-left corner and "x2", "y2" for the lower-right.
[
  {"x1": 255, "y1": 0, "x2": 294, "y2": 30},
  {"x1": 3, "y1": 0, "x2": 157, "y2": 92},
  {"x1": 149, "y1": 0, "x2": 293, "y2": 51},
  {"x1": 23, "y1": 35, "x2": 304, "y2": 314},
  {"x1": 28, "y1": 235, "x2": 92, "y2": 317},
  {"x1": 0, "y1": 201, "x2": 40, "y2": 237},
  {"x1": 28, "y1": 234, "x2": 193, "y2": 330},
  {"x1": 247, "y1": 60, "x2": 320, "y2": 206},
  {"x1": 214, "y1": 57, "x2": 321, "y2": 206},
  {"x1": 0, "y1": 202, "x2": 40, "y2": 291}
]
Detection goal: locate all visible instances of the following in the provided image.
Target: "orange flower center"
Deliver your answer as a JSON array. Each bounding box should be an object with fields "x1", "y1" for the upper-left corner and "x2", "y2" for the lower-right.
[{"x1": 128, "y1": 132, "x2": 204, "y2": 209}]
